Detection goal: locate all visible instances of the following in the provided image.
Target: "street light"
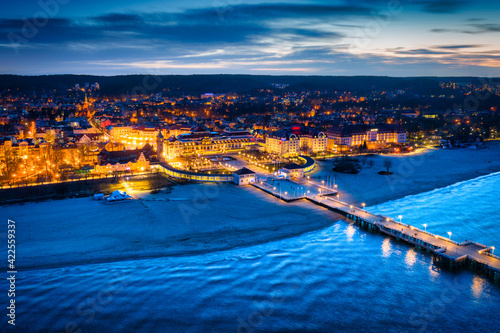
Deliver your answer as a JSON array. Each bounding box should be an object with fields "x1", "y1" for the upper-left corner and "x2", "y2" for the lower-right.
[
  {"x1": 362, "y1": 203, "x2": 365, "y2": 209},
  {"x1": 423, "y1": 223, "x2": 427, "y2": 232},
  {"x1": 398, "y1": 215, "x2": 402, "y2": 223},
  {"x1": 447, "y1": 231, "x2": 452, "y2": 240},
  {"x1": 491, "y1": 246, "x2": 495, "y2": 255}
]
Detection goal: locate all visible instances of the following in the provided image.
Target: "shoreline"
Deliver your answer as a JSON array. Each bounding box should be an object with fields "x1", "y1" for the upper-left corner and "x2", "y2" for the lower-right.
[
  {"x1": 310, "y1": 142, "x2": 500, "y2": 207},
  {"x1": 3, "y1": 143, "x2": 500, "y2": 271}
]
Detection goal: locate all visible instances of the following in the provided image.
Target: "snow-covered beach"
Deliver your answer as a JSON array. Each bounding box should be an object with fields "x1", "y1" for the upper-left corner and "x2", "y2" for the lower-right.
[
  {"x1": 3, "y1": 141, "x2": 500, "y2": 270},
  {"x1": 311, "y1": 141, "x2": 500, "y2": 206},
  {"x1": 5, "y1": 184, "x2": 335, "y2": 269}
]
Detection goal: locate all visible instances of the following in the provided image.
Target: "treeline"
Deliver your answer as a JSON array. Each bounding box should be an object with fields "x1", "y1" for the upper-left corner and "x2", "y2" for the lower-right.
[{"x1": 1, "y1": 74, "x2": 496, "y2": 96}]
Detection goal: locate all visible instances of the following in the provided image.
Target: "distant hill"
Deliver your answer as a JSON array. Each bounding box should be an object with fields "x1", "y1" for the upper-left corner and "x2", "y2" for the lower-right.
[{"x1": 0, "y1": 74, "x2": 497, "y2": 96}]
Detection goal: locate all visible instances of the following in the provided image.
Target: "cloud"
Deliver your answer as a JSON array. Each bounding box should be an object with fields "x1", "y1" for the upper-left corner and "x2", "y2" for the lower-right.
[
  {"x1": 416, "y1": 0, "x2": 467, "y2": 14},
  {"x1": 0, "y1": 2, "x2": 499, "y2": 76},
  {"x1": 434, "y1": 44, "x2": 483, "y2": 49},
  {"x1": 431, "y1": 23, "x2": 500, "y2": 34},
  {"x1": 93, "y1": 13, "x2": 142, "y2": 23},
  {"x1": 185, "y1": 3, "x2": 372, "y2": 22}
]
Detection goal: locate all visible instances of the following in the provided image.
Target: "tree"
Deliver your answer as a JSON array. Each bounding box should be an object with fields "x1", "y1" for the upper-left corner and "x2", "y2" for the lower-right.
[
  {"x1": 383, "y1": 159, "x2": 393, "y2": 173},
  {"x1": 77, "y1": 144, "x2": 91, "y2": 167},
  {"x1": 1, "y1": 147, "x2": 22, "y2": 182},
  {"x1": 368, "y1": 160, "x2": 375, "y2": 169},
  {"x1": 44, "y1": 131, "x2": 55, "y2": 144},
  {"x1": 361, "y1": 140, "x2": 368, "y2": 151},
  {"x1": 300, "y1": 141, "x2": 311, "y2": 154}
]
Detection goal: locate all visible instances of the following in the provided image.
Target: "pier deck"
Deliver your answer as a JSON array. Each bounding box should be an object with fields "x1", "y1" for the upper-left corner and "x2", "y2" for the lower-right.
[
  {"x1": 251, "y1": 181, "x2": 500, "y2": 282},
  {"x1": 309, "y1": 194, "x2": 500, "y2": 278}
]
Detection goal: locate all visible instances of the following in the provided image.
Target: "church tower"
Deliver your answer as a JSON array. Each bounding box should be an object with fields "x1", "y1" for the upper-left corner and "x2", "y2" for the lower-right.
[
  {"x1": 83, "y1": 92, "x2": 90, "y2": 117},
  {"x1": 156, "y1": 130, "x2": 164, "y2": 161}
]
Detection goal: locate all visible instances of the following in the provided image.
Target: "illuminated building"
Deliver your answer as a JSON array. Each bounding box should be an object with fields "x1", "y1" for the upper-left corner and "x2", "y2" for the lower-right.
[
  {"x1": 265, "y1": 130, "x2": 299, "y2": 157},
  {"x1": 95, "y1": 148, "x2": 152, "y2": 173},
  {"x1": 110, "y1": 126, "x2": 168, "y2": 150},
  {"x1": 298, "y1": 132, "x2": 327, "y2": 153},
  {"x1": 164, "y1": 127, "x2": 255, "y2": 159},
  {"x1": 232, "y1": 167, "x2": 256, "y2": 185},
  {"x1": 326, "y1": 124, "x2": 406, "y2": 150}
]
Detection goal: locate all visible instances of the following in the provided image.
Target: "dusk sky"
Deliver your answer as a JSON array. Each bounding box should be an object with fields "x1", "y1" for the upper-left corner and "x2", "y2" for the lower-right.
[{"x1": 1, "y1": 0, "x2": 500, "y2": 76}]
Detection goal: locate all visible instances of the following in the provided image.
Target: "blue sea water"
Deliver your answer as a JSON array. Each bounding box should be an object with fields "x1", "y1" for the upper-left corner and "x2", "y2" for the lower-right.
[{"x1": 9, "y1": 173, "x2": 500, "y2": 332}]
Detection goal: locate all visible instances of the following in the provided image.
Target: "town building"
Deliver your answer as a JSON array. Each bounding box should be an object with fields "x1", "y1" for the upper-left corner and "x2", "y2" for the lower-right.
[
  {"x1": 95, "y1": 147, "x2": 152, "y2": 174},
  {"x1": 266, "y1": 128, "x2": 327, "y2": 157},
  {"x1": 265, "y1": 130, "x2": 300, "y2": 157},
  {"x1": 279, "y1": 163, "x2": 305, "y2": 178},
  {"x1": 110, "y1": 126, "x2": 168, "y2": 150},
  {"x1": 298, "y1": 131, "x2": 327, "y2": 153},
  {"x1": 233, "y1": 167, "x2": 256, "y2": 185},
  {"x1": 164, "y1": 127, "x2": 255, "y2": 159},
  {"x1": 326, "y1": 124, "x2": 406, "y2": 150}
]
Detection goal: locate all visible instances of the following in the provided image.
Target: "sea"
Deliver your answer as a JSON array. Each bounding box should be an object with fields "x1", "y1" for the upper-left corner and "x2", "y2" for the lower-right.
[{"x1": 10, "y1": 172, "x2": 500, "y2": 332}]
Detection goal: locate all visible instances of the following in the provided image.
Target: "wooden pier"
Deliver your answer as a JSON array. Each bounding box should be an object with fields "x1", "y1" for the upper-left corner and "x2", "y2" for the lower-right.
[
  {"x1": 307, "y1": 194, "x2": 500, "y2": 283},
  {"x1": 251, "y1": 181, "x2": 500, "y2": 284}
]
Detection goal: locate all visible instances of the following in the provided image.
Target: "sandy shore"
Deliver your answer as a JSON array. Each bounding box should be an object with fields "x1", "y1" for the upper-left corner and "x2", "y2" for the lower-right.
[
  {"x1": 310, "y1": 141, "x2": 500, "y2": 207},
  {"x1": 3, "y1": 141, "x2": 500, "y2": 269},
  {"x1": 3, "y1": 184, "x2": 337, "y2": 269}
]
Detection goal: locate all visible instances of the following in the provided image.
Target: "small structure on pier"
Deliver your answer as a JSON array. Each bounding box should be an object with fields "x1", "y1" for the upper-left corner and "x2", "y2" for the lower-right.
[
  {"x1": 279, "y1": 163, "x2": 304, "y2": 178},
  {"x1": 233, "y1": 167, "x2": 256, "y2": 185}
]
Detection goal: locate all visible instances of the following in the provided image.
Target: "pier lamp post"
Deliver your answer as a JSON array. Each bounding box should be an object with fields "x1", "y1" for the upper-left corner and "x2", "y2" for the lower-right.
[
  {"x1": 423, "y1": 224, "x2": 427, "y2": 232},
  {"x1": 350, "y1": 205, "x2": 353, "y2": 211},
  {"x1": 492, "y1": 246, "x2": 495, "y2": 255},
  {"x1": 336, "y1": 194, "x2": 340, "y2": 201},
  {"x1": 398, "y1": 215, "x2": 402, "y2": 223},
  {"x1": 362, "y1": 203, "x2": 366, "y2": 210},
  {"x1": 447, "y1": 231, "x2": 452, "y2": 240}
]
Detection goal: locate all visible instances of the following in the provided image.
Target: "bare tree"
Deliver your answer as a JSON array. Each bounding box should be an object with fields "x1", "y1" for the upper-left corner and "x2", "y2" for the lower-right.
[
  {"x1": 77, "y1": 144, "x2": 91, "y2": 167},
  {"x1": 367, "y1": 160, "x2": 375, "y2": 169},
  {"x1": 300, "y1": 142, "x2": 311, "y2": 154},
  {"x1": 383, "y1": 159, "x2": 393, "y2": 173},
  {"x1": 44, "y1": 131, "x2": 55, "y2": 144},
  {"x1": 1, "y1": 147, "x2": 22, "y2": 181}
]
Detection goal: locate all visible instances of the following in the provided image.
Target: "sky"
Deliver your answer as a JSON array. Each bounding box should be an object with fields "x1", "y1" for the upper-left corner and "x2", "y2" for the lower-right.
[{"x1": 0, "y1": 0, "x2": 499, "y2": 76}]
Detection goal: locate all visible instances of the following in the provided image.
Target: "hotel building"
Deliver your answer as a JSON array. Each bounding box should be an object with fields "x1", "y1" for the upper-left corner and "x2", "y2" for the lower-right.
[
  {"x1": 110, "y1": 126, "x2": 168, "y2": 150},
  {"x1": 326, "y1": 124, "x2": 406, "y2": 150},
  {"x1": 265, "y1": 130, "x2": 300, "y2": 157},
  {"x1": 164, "y1": 127, "x2": 256, "y2": 159},
  {"x1": 266, "y1": 129, "x2": 327, "y2": 157}
]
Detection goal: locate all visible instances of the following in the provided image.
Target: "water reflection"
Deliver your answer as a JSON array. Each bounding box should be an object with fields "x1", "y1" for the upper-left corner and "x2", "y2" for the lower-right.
[
  {"x1": 382, "y1": 238, "x2": 392, "y2": 258},
  {"x1": 405, "y1": 248, "x2": 417, "y2": 267},
  {"x1": 345, "y1": 224, "x2": 356, "y2": 241},
  {"x1": 428, "y1": 262, "x2": 440, "y2": 279},
  {"x1": 471, "y1": 276, "x2": 485, "y2": 299}
]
